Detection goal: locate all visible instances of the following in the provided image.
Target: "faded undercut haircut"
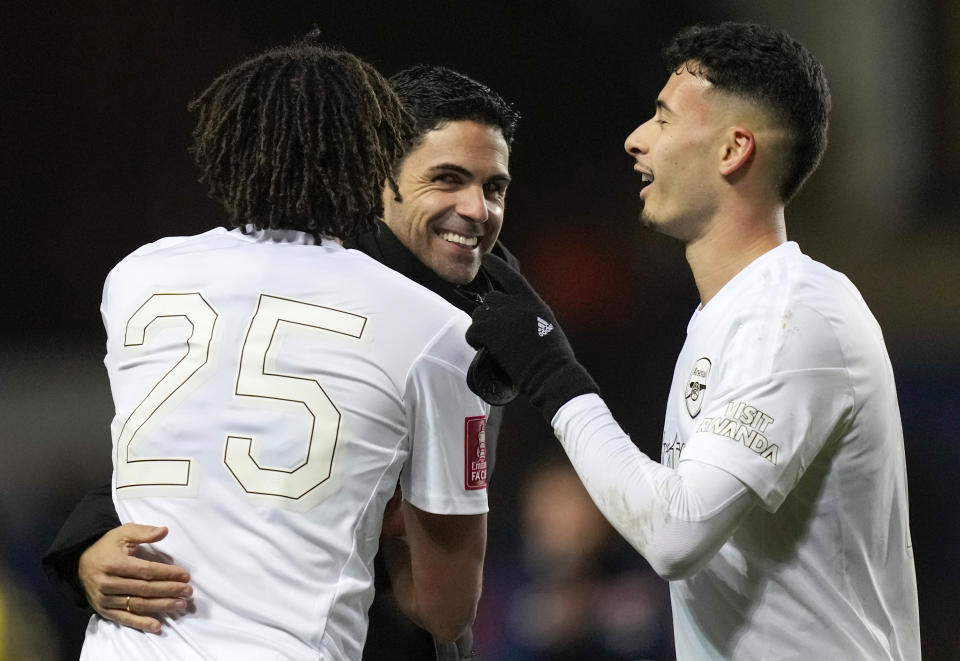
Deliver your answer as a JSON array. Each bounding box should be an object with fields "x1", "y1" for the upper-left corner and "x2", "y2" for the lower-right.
[
  {"x1": 388, "y1": 65, "x2": 520, "y2": 157},
  {"x1": 664, "y1": 22, "x2": 831, "y2": 203},
  {"x1": 188, "y1": 38, "x2": 413, "y2": 241}
]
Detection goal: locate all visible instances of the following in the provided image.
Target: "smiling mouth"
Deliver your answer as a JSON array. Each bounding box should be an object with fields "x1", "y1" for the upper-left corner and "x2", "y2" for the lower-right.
[
  {"x1": 438, "y1": 230, "x2": 480, "y2": 248},
  {"x1": 638, "y1": 171, "x2": 653, "y2": 193}
]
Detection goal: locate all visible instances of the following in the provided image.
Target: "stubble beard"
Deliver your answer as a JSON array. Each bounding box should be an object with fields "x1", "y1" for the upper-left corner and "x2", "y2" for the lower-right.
[
  {"x1": 638, "y1": 201, "x2": 691, "y2": 244},
  {"x1": 638, "y1": 200, "x2": 659, "y2": 233}
]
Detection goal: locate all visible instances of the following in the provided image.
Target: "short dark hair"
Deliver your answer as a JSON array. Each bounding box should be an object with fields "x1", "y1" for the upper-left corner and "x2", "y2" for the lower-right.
[
  {"x1": 188, "y1": 41, "x2": 413, "y2": 241},
  {"x1": 664, "y1": 22, "x2": 831, "y2": 203},
  {"x1": 388, "y1": 65, "x2": 519, "y2": 152}
]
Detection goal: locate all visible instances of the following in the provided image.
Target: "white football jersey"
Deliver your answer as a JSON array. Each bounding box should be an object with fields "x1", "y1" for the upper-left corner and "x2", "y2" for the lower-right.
[
  {"x1": 80, "y1": 227, "x2": 489, "y2": 660},
  {"x1": 662, "y1": 242, "x2": 919, "y2": 660}
]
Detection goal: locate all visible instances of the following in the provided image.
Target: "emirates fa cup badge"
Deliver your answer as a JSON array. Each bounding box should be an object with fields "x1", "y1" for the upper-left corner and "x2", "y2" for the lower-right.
[{"x1": 464, "y1": 416, "x2": 487, "y2": 490}]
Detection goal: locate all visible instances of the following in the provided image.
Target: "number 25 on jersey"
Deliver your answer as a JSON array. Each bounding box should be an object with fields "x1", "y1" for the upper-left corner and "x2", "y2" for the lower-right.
[{"x1": 114, "y1": 292, "x2": 365, "y2": 505}]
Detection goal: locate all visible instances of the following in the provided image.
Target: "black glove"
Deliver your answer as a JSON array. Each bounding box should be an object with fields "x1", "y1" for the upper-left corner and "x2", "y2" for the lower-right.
[
  {"x1": 465, "y1": 254, "x2": 598, "y2": 420},
  {"x1": 466, "y1": 347, "x2": 518, "y2": 406}
]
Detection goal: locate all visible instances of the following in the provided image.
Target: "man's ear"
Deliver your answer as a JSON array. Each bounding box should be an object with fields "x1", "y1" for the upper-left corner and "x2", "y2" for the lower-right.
[{"x1": 718, "y1": 126, "x2": 755, "y2": 176}]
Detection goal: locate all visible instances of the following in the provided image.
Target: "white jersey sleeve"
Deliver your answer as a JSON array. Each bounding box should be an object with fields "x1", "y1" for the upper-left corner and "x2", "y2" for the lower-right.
[
  {"x1": 552, "y1": 393, "x2": 755, "y2": 579},
  {"x1": 401, "y1": 314, "x2": 490, "y2": 515},
  {"x1": 679, "y1": 299, "x2": 855, "y2": 511}
]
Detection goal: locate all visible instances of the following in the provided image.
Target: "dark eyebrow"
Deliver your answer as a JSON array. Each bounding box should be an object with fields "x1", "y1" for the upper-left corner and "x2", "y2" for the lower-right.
[
  {"x1": 428, "y1": 163, "x2": 512, "y2": 185},
  {"x1": 656, "y1": 99, "x2": 674, "y2": 116},
  {"x1": 428, "y1": 163, "x2": 473, "y2": 177}
]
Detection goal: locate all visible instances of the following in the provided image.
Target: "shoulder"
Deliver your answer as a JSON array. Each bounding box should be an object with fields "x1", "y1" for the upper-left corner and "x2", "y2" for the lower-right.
[
  {"x1": 103, "y1": 228, "x2": 229, "y2": 295},
  {"x1": 718, "y1": 244, "x2": 877, "y2": 375},
  {"x1": 342, "y1": 246, "x2": 469, "y2": 320},
  {"x1": 108, "y1": 228, "x2": 253, "y2": 279},
  {"x1": 415, "y1": 314, "x2": 475, "y2": 376},
  {"x1": 122, "y1": 227, "x2": 236, "y2": 259},
  {"x1": 327, "y1": 247, "x2": 474, "y2": 369}
]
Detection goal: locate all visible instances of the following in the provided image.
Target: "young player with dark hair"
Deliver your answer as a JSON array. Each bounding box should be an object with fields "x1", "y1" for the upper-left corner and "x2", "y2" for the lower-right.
[
  {"x1": 74, "y1": 40, "x2": 489, "y2": 660},
  {"x1": 466, "y1": 22, "x2": 920, "y2": 659}
]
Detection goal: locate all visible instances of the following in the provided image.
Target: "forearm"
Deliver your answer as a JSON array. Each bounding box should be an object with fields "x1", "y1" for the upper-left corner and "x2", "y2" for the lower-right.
[
  {"x1": 379, "y1": 530, "x2": 422, "y2": 625},
  {"x1": 381, "y1": 502, "x2": 485, "y2": 643},
  {"x1": 552, "y1": 394, "x2": 755, "y2": 580}
]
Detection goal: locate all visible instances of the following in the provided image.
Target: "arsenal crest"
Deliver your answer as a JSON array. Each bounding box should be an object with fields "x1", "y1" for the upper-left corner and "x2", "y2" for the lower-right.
[{"x1": 685, "y1": 357, "x2": 711, "y2": 417}]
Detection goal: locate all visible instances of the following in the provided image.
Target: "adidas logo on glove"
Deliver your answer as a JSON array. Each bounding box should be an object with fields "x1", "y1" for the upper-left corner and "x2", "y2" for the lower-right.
[{"x1": 537, "y1": 316, "x2": 554, "y2": 337}]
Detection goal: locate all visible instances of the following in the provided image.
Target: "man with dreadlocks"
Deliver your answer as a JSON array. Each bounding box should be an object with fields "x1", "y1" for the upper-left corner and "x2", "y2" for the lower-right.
[
  {"x1": 47, "y1": 62, "x2": 520, "y2": 660},
  {"x1": 76, "y1": 41, "x2": 489, "y2": 660}
]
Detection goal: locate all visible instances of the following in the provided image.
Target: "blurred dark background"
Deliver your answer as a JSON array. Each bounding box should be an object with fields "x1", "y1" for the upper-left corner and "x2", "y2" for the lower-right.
[{"x1": 2, "y1": 1, "x2": 957, "y2": 658}]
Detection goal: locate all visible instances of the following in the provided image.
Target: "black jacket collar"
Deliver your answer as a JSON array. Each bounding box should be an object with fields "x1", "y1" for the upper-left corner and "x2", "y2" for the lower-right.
[{"x1": 344, "y1": 220, "x2": 516, "y2": 315}]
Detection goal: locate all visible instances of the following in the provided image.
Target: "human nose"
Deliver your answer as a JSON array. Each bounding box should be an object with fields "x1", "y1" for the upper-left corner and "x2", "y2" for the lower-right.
[
  {"x1": 456, "y1": 186, "x2": 490, "y2": 223},
  {"x1": 624, "y1": 121, "x2": 651, "y2": 157}
]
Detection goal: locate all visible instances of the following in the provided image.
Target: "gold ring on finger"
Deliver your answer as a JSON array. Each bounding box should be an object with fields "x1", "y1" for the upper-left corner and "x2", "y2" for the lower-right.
[{"x1": 126, "y1": 595, "x2": 132, "y2": 612}]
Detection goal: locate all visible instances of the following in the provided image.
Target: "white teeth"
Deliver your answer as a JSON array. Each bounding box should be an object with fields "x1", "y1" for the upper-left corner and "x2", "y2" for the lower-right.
[
  {"x1": 641, "y1": 172, "x2": 653, "y2": 183},
  {"x1": 439, "y1": 231, "x2": 479, "y2": 247}
]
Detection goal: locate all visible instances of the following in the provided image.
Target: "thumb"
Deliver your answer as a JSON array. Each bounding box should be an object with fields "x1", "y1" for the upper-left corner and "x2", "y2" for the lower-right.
[{"x1": 117, "y1": 522, "x2": 169, "y2": 545}]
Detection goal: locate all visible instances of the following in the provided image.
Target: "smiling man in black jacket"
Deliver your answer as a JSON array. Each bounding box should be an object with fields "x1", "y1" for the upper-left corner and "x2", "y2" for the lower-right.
[{"x1": 43, "y1": 64, "x2": 520, "y2": 661}]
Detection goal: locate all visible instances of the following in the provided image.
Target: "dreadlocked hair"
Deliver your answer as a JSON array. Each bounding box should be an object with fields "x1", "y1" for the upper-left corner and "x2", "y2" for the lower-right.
[{"x1": 188, "y1": 41, "x2": 413, "y2": 241}]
